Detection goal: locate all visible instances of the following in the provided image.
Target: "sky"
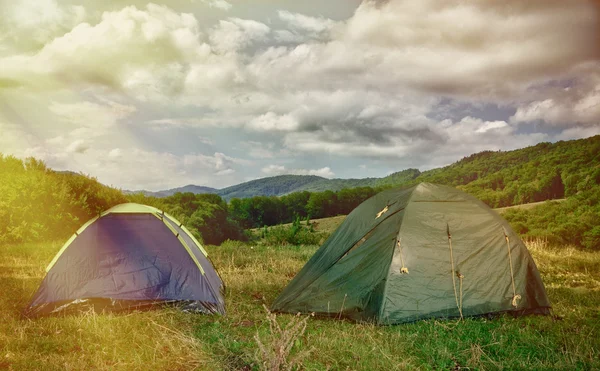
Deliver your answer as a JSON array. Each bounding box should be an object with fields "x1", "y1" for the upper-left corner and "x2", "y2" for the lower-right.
[{"x1": 0, "y1": 0, "x2": 599, "y2": 191}]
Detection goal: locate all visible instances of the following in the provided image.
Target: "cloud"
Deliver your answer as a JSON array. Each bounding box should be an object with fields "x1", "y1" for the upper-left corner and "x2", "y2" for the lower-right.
[
  {"x1": 209, "y1": 18, "x2": 270, "y2": 52},
  {"x1": 201, "y1": 0, "x2": 232, "y2": 11},
  {"x1": 30, "y1": 146, "x2": 246, "y2": 190},
  {"x1": 50, "y1": 100, "x2": 136, "y2": 128},
  {"x1": 278, "y1": 10, "x2": 335, "y2": 34},
  {"x1": 1, "y1": 0, "x2": 86, "y2": 52},
  {"x1": 215, "y1": 168, "x2": 235, "y2": 176},
  {"x1": 262, "y1": 165, "x2": 335, "y2": 178},
  {"x1": 0, "y1": 4, "x2": 212, "y2": 94},
  {"x1": 275, "y1": 11, "x2": 335, "y2": 43},
  {"x1": 0, "y1": 119, "x2": 41, "y2": 157},
  {"x1": 511, "y1": 67, "x2": 600, "y2": 126},
  {"x1": 281, "y1": 112, "x2": 547, "y2": 171},
  {"x1": 183, "y1": 152, "x2": 250, "y2": 175},
  {"x1": 252, "y1": 0, "x2": 599, "y2": 98},
  {"x1": 242, "y1": 141, "x2": 275, "y2": 159},
  {"x1": 198, "y1": 136, "x2": 215, "y2": 145},
  {"x1": 556, "y1": 125, "x2": 600, "y2": 141},
  {"x1": 108, "y1": 148, "x2": 122, "y2": 158},
  {"x1": 247, "y1": 112, "x2": 299, "y2": 132},
  {"x1": 66, "y1": 139, "x2": 90, "y2": 154}
]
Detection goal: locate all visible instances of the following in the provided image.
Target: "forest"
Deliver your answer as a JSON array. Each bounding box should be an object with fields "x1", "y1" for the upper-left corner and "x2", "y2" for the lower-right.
[{"x1": 1, "y1": 135, "x2": 599, "y2": 248}]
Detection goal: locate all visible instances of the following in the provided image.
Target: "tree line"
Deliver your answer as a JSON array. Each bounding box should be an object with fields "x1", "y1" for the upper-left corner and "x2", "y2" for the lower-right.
[
  {"x1": 2, "y1": 134, "x2": 600, "y2": 249},
  {"x1": 0, "y1": 154, "x2": 126, "y2": 244}
]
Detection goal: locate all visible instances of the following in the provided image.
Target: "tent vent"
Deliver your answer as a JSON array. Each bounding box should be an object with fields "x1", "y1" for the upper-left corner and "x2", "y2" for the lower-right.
[{"x1": 376, "y1": 205, "x2": 389, "y2": 219}]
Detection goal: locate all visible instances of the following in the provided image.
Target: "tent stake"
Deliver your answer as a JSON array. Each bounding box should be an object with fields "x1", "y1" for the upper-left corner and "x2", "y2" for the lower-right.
[{"x1": 338, "y1": 294, "x2": 347, "y2": 319}]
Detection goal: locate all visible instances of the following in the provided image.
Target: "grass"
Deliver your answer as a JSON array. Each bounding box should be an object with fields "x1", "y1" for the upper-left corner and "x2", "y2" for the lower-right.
[
  {"x1": 494, "y1": 199, "x2": 567, "y2": 213},
  {"x1": 1, "y1": 239, "x2": 599, "y2": 370}
]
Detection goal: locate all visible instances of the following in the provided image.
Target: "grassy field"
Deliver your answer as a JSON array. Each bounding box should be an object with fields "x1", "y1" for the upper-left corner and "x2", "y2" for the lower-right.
[
  {"x1": 1, "y1": 239, "x2": 599, "y2": 370},
  {"x1": 494, "y1": 199, "x2": 566, "y2": 213}
]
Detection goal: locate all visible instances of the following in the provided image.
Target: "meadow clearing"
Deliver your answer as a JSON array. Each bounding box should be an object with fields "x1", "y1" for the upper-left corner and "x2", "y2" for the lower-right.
[{"x1": 1, "y1": 237, "x2": 599, "y2": 370}]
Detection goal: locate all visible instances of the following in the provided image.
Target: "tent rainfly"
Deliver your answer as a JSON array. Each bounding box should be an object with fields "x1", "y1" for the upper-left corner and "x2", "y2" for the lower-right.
[
  {"x1": 272, "y1": 183, "x2": 550, "y2": 324},
  {"x1": 24, "y1": 203, "x2": 225, "y2": 317}
]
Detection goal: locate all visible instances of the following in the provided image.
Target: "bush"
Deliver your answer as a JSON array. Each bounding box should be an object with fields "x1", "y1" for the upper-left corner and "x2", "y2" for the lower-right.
[
  {"x1": 262, "y1": 226, "x2": 326, "y2": 246},
  {"x1": 503, "y1": 187, "x2": 600, "y2": 249},
  {"x1": 260, "y1": 218, "x2": 328, "y2": 246},
  {"x1": 0, "y1": 155, "x2": 126, "y2": 244},
  {"x1": 583, "y1": 226, "x2": 600, "y2": 250}
]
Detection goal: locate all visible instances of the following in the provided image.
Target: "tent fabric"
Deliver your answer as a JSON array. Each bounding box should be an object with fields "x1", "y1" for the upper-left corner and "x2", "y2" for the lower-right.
[
  {"x1": 272, "y1": 183, "x2": 550, "y2": 324},
  {"x1": 24, "y1": 203, "x2": 225, "y2": 318}
]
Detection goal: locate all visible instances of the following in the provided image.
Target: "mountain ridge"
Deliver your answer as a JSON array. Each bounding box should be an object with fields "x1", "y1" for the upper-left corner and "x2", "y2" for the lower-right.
[
  {"x1": 125, "y1": 169, "x2": 422, "y2": 200},
  {"x1": 124, "y1": 135, "x2": 600, "y2": 205}
]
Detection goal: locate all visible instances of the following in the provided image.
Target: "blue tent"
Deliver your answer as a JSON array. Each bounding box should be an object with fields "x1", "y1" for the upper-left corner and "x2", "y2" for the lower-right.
[{"x1": 24, "y1": 203, "x2": 225, "y2": 317}]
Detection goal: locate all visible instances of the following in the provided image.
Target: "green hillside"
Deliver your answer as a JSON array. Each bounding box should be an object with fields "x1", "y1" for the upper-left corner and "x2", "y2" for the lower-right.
[
  {"x1": 411, "y1": 136, "x2": 600, "y2": 207},
  {"x1": 299, "y1": 168, "x2": 422, "y2": 193},
  {"x1": 217, "y1": 175, "x2": 325, "y2": 200}
]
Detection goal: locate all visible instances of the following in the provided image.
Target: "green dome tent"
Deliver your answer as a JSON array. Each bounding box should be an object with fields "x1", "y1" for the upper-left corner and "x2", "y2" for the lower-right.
[
  {"x1": 24, "y1": 203, "x2": 225, "y2": 318},
  {"x1": 272, "y1": 183, "x2": 550, "y2": 324}
]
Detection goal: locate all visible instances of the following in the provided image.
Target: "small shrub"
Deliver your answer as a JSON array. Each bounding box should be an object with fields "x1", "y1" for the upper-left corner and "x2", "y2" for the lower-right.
[
  {"x1": 254, "y1": 305, "x2": 313, "y2": 371},
  {"x1": 583, "y1": 226, "x2": 600, "y2": 250},
  {"x1": 262, "y1": 225, "x2": 327, "y2": 246}
]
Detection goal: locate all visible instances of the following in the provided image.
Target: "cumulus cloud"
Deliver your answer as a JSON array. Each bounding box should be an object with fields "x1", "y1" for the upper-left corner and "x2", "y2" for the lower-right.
[
  {"x1": 209, "y1": 18, "x2": 270, "y2": 52},
  {"x1": 278, "y1": 10, "x2": 335, "y2": 34},
  {"x1": 0, "y1": 4, "x2": 215, "y2": 95},
  {"x1": 252, "y1": 0, "x2": 599, "y2": 98},
  {"x1": 201, "y1": 0, "x2": 232, "y2": 11},
  {"x1": 275, "y1": 11, "x2": 336, "y2": 43},
  {"x1": 29, "y1": 146, "x2": 246, "y2": 190},
  {"x1": 262, "y1": 165, "x2": 335, "y2": 178},
  {"x1": 511, "y1": 68, "x2": 600, "y2": 126},
  {"x1": 0, "y1": 119, "x2": 40, "y2": 157},
  {"x1": 183, "y1": 152, "x2": 250, "y2": 175},
  {"x1": 198, "y1": 136, "x2": 215, "y2": 145},
  {"x1": 1, "y1": 0, "x2": 86, "y2": 52},
  {"x1": 50, "y1": 100, "x2": 136, "y2": 128},
  {"x1": 66, "y1": 139, "x2": 90, "y2": 154},
  {"x1": 247, "y1": 112, "x2": 299, "y2": 132},
  {"x1": 108, "y1": 148, "x2": 122, "y2": 158},
  {"x1": 242, "y1": 141, "x2": 275, "y2": 159}
]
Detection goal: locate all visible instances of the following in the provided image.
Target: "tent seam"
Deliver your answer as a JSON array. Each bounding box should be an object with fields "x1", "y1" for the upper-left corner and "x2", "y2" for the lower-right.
[
  {"x1": 153, "y1": 214, "x2": 206, "y2": 275},
  {"x1": 376, "y1": 192, "x2": 413, "y2": 324}
]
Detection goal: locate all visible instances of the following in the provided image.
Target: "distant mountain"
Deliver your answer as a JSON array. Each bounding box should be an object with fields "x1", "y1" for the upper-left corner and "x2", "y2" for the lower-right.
[
  {"x1": 126, "y1": 169, "x2": 423, "y2": 200},
  {"x1": 124, "y1": 184, "x2": 217, "y2": 198},
  {"x1": 217, "y1": 175, "x2": 325, "y2": 199}
]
